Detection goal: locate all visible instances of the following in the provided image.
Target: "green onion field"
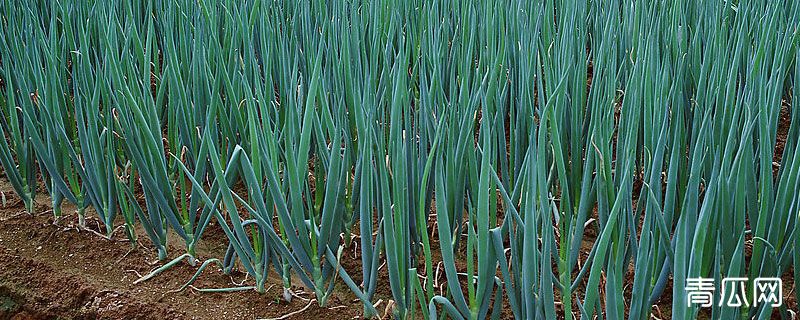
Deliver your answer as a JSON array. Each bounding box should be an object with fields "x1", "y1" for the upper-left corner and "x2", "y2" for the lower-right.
[{"x1": 0, "y1": 0, "x2": 798, "y2": 319}]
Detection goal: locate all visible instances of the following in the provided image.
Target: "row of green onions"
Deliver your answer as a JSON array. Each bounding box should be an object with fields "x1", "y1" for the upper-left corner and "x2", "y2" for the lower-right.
[{"x1": 0, "y1": 0, "x2": 798, "y2": 319}]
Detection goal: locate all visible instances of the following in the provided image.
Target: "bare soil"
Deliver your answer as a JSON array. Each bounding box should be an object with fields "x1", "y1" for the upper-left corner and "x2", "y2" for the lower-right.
[{"x1": 0, "y1": 180, "x2": 362, "y2": 320}]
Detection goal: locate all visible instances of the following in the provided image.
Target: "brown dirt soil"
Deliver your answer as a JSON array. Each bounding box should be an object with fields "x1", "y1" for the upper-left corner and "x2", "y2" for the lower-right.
[
  {"x1": 773, "y1": 100, "x2": 792, "y2": 177},
  {"x1": 0, "y1": 180, "x2": 362, "y2": 320}
]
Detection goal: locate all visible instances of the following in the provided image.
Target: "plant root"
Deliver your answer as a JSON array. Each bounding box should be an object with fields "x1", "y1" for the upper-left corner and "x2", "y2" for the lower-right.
[{"x1": 257, "y1": 299, "x2": 316, "y2": 320}]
